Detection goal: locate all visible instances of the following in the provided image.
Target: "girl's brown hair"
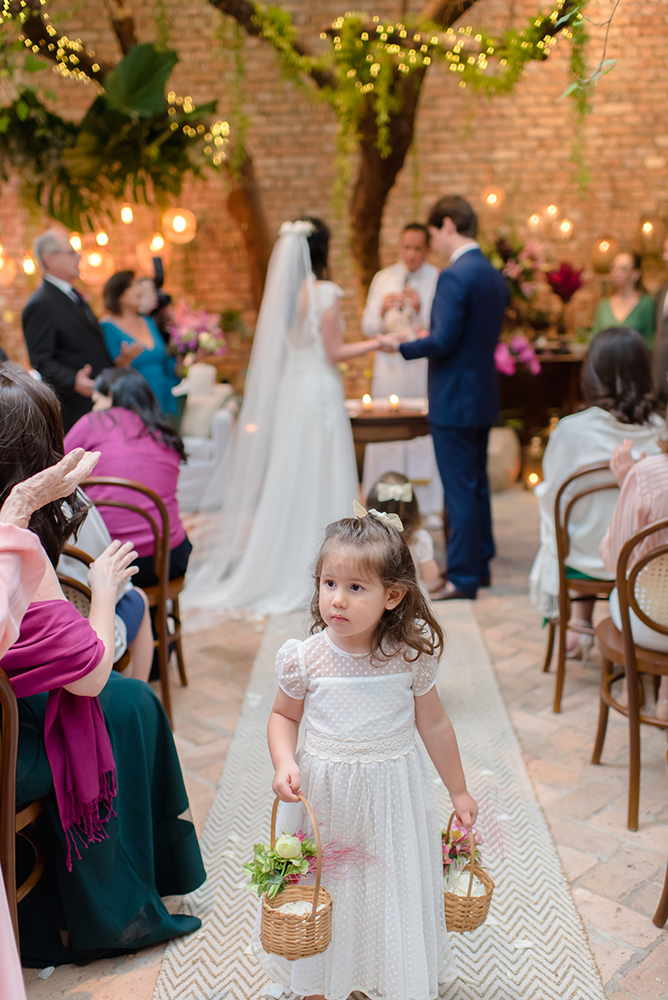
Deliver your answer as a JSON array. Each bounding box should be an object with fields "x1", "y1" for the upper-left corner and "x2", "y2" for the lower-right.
[
  {"x1": 310, "y1": 513, "x2": 443, "y2": 663},
  {"x1": 366, "y1": 471, "x2": 422, "y2": 545},
  {"x1": 0, "y1": 365, "x2": 88, "y2": 566}
]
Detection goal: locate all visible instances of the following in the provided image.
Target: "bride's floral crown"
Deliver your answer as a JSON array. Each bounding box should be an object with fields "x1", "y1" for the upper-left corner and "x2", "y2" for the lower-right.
[{"x1": 279, "y1": 219, "x2": 316, "y2": 237}]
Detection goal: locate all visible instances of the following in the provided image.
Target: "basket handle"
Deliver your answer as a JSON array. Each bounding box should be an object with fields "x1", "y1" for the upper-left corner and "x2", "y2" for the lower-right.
[
  {"x1": 270, "y1": 793, "x2": 323, "y2": 922},
  {"x1": 445, "y1": 810, "x2": 477, "y2": 901}
]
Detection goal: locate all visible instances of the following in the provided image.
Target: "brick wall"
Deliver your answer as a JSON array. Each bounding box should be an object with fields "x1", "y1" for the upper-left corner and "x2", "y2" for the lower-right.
[{"x1": 1, "y1": 0, "x2": 666, "y2": 396}]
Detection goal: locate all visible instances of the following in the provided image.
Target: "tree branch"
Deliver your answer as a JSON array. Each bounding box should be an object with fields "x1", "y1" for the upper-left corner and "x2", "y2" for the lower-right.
[
  {"x1": 102, "y1": 0, "x2": 138, "y2": 56},
  {"x1": 9, "y1": 0, "x2": 111, "y2": 84},
  {"x1": 420, "y1": 0, "x2": 479, "y2": 30},
  {"x1": 207, "y1": 0, "x2": 336, "y2": 89}
]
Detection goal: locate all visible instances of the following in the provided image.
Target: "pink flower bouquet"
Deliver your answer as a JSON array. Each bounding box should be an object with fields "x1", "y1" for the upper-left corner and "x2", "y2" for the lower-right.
[
  {"x1": 545, "y1": 263, "x2": 584, "y2": 304},
  {"x1": 168, "y1": 299, "x2": 227, "y2": 357},
  {"x1": 495, "y1": 334, "x2": 541, "y2": 376}
]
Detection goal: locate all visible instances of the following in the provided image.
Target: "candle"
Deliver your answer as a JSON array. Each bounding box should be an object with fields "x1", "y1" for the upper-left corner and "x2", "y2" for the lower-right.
[
  {"x1": 389, "y1": 394, "x2": 400, "y2": 411},
  {"x1": 362, "y1": 393, "x2": 372, "y2": 411}
]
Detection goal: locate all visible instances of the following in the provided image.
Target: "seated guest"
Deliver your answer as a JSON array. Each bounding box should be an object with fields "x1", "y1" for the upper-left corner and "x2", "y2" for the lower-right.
[
  {"x1": 591, "y1": 252, "x2": 656, "y2": 347},
  {"x1": 100, "y1": 270, "x2": 179, "y2": 418},
  {"x1": 64, "y1": 367, "x2": 191, "y2": 588},
  {"x1": 59, "y1": 502, "x2": 153, "y2": 681},
  {"x1": 600, "y1": 438, "x2": 668, "y2": 718},
  {"x1": 0, "y1": 446, "x2": 102, "y2": 997},
  {"x1": 0, "y1": 366, "x2": 205, "y2": 966},
  {"x1": 530, "y1": 327, "x2": 663, "y2": 654}
]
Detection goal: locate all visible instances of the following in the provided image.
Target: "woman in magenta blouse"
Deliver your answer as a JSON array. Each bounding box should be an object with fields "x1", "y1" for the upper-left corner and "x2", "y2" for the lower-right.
[{"x1": 64, "y1": 367, "x2": 191, "y2": 587}]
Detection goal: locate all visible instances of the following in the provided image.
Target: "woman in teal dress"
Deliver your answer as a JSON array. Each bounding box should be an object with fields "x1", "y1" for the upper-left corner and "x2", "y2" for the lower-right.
[
  {"x1": 591, "y1": 252, "x2": 656, "y2": 346},
  {"x1": 101, "y1": 271, "x2": 179, "y2": 418},
  {"x1": 0, "y1": 366, "x2": 205, "y2": 965}
]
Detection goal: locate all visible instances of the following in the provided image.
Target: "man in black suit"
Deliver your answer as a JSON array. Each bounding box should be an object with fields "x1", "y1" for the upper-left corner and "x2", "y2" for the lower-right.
[
  {"x1": 391, "y1": 195, "x2": 509, "y2": 599},
  {"x1": 22, "y1": 229, "x2": 114, "y2": 432}
]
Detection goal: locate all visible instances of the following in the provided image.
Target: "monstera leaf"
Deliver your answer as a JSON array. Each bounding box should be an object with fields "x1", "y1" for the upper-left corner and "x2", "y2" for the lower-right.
[{"x1": 103, "y1": 44, "x2": 178, "y2": 118}]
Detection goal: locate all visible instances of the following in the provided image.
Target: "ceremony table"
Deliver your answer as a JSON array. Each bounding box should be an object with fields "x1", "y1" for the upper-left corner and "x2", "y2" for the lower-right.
[{"x1": 347, "y1": 401, "x2": 430, "y2": 481}]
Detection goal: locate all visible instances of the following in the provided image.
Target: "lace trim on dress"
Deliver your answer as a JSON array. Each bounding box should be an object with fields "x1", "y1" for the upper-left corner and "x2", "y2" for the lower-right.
[{"x1": 303, "y1": 725, "x2": 415, "y2": 763}]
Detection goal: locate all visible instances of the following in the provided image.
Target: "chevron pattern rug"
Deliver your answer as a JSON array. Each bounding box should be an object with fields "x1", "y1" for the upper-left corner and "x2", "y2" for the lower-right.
[{"x1": 152, "y1": 604, "x2": 606, "y2": 1000}]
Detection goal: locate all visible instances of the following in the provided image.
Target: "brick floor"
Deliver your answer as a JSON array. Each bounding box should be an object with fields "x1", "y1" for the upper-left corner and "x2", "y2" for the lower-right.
[{"x1": 23, "y1": 486, "x2": 668, "y2": 999}]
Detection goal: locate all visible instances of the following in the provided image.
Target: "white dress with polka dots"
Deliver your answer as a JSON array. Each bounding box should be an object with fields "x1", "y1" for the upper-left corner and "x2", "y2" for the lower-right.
[{"x1": 251, "y1": 629, "x2": 457, "y2": 1000}]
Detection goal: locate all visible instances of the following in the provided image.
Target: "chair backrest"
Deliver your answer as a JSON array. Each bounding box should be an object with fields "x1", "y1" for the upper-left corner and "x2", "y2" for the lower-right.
[
  {"x1": 58, "y1": 544, "x2": 94, "y2": 618},
  {"x1": 81, "y1": 477, "x2": 171, "y2": 598},
  {"x1": 554, "y1": 462, "x2": 619, "y2": 592},
  {"x1": 616, "y1": 517, "x2": 668, "y2": 641},
  {"x1": 0, "y1": 667, "x2": 19, "y2": 943}
]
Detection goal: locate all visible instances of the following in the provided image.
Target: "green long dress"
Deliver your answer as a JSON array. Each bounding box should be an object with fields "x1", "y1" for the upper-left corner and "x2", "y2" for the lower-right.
[
  {"x1": 15, "y1": 669, "x2": 206, "y2": 966},
  {"x1": 591, "y1": 294, "x2": 656, "y2": 347}
]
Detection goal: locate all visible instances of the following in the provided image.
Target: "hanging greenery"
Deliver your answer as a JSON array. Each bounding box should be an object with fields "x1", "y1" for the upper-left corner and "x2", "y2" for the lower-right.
[{"x1": 0, "y1": 43, "x2": 228, "y2": 230}]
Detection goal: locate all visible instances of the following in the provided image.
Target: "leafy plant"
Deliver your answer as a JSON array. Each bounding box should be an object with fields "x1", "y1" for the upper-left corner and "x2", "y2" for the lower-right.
[{"x1": 243, "y1": 833, "x2": 317, "y2": 900}]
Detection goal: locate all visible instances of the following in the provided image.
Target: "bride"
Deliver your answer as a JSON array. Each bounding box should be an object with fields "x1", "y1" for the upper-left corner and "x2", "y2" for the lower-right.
[{"x1": 184, "y1": 217, "x2": 393, "y2": 615}]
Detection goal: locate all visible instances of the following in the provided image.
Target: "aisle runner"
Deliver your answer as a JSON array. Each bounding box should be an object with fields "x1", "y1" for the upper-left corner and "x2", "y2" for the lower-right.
[{"x1": 153, "y1": 604, "x2": 606, "y2": 1000}]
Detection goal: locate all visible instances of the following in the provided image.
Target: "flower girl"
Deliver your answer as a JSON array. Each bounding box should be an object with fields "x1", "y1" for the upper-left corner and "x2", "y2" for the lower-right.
[{"x1": 253, "y1": 505, "x2": 477, "y2": 1000}]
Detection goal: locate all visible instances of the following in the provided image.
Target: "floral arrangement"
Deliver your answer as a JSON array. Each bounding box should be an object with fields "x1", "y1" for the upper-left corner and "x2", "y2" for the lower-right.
[
  {"x1": 495, "y1": 334, "x2": 542, "y2": 376},
  {"x1": 485, "y1": 236, "x2": 545, "y2": 301},
  {"x1": 244, "y1": 832, "x2": 318, "y2": 900},
  {"x1": 442, "y1": 819, "x2": 484, "y2": 887},
  {"x1": 545, "y1": 262, "x2": 584, "y2": 303},
  {"x1": 167, "y1": 299, "x2": 227, "y2": 358}
]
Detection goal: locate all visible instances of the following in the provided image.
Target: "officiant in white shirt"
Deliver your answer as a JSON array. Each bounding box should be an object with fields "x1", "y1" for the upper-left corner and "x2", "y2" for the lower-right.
[{"x1": 361, "y1": 222, "x2": 442, "y2": 515}]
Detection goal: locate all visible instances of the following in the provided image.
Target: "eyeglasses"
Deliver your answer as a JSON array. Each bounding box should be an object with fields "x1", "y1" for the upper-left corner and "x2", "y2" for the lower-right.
[{"x1": 49, "y1": 248, "x2": 80, "y2": 256}]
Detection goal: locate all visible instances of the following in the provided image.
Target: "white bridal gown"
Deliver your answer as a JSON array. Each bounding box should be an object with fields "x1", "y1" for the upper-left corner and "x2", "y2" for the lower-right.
[
  {"x1": 184, "y1": 229, "x2": 359, "y2": 616},
  {"x1": 251, "y1": 631, "x2": 458, "y2": 1000}
]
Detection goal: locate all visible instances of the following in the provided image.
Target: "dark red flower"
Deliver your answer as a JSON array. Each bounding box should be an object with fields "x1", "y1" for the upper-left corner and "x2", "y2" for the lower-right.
[{"x1": 545, "y1": 262, "x2": 584, "y2": 303}]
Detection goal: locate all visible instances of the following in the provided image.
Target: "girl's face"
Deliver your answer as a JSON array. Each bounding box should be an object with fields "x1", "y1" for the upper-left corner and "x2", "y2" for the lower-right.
[{"x1": 319, "y1": 547, "x2": 406, "y2": 652}]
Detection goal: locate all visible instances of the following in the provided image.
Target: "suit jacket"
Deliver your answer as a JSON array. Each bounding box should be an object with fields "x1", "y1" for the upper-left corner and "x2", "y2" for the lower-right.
[
  {"x1": 22, "y1": 281, "x2": 112, "y2": 431},
  {"x1": 652, "y1": 281, "x2": 668, "y2": 398},
  {"x1": 400, "y1": 247, "x2": 509, "y2": 428}
]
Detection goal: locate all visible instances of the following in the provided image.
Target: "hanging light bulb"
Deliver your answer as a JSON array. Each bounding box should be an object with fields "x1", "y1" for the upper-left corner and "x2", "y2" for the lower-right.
[
  {"x1": 21, "y1": 254, "x2": 37, "y2": 275},
  {"x1": 120, "y1": 204, "x2": 134, "y2": 224},
  {"x1": 162, "y1": 207, "x2": 197, "y2": 244},
  {"x1": 559, "y1": 219, "x2": 573, "y2": 237},
  {"x1": 545, "y1": 204, "x2": 559, "y2": 218},
  {"x1": 592, "y1": 235, "x2": 618, "y2": 273},
  {"x1": 527, "y1": 213, "x2": 541, "y2": 228},
  {"x1": 150, "y1": 232, "x2": 165, "y2": 253},
  {"x1": 95, "y1": 230, "x2": 109, "y2": 246},
  {"x1": 79, "y1": 249, "x2": 115, "y2": 285},
  {"x1": 482, "y1": 187, "x2": 504, "y2": 209},
  {"x1": 69, "y1": 233, "x2": 82, "y2": 252}
]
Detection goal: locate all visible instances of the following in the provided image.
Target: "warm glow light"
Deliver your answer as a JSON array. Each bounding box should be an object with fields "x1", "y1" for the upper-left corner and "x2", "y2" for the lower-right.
[
  {"x1": 0, "y1": 254, "x2": 17, "y2": 286},
  {"x1": 0, "y1": 243, "x2": 4, "y2": 257},
  {"x1": 120, "y1": 204, "x2": 134, "y2": 224},
  {"x1": 88, "y1": 252, "x2": 103, "y2": 267},
  {"x1": 69, "y1": 233, "x2": 82, "y2": 251},
  {"x1": 599, "y1": 240, "x2": 610, "y2": 252},
  {"x1": 642, "y1": 221, "x2": 654, "y2": 234},
  {"x1": 362, "y1": 394, "x2": 371, "y2": 404},
  {"x1": 527, "y1": 473, "x2": 540, "y2": 486},
  {"x1": 162, "y1": 207, "x2": 197, "y2": 244},
  {"x1": 559, "y1": 219, "x2": 573, "y2": 234},
  {"x1": 528, "y1": 214, "x2": 541, "y2": 227},
  {"x1": 389, "y1": 394, "x2": 399, "y2": 405},
  {"x1": 546, "y1": 204, "x2": 558, "y2": 217},
  {"x1": 150, "y1": 233, "x2": 165, "y2": 252},
  {"x1": 486, "y1": 193, "x2": 498, "y2": 205},
  {"x1": 95, "y1": 230, "x2": 109, "y2": 246},
  {"x1": 21, "y1": 254, "x2": 36, "y2": 275},
  {"x1": 245, "y1": 423, "x2": 258, "y2": 433}
]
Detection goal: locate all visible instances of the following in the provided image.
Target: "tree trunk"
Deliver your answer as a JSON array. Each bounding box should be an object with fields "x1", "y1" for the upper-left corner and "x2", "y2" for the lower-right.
[
  {"x1": 224, "y1": 147, "x2": 274, "y2": 312},
  {"x1": 348, "y1": 70, "x2": 426, "y2": 308}
]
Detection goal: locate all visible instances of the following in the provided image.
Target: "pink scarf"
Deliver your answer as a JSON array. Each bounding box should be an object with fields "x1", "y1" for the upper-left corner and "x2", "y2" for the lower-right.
[{"x1": 2, "y1": 600, "x2": 116, "y2": 870}]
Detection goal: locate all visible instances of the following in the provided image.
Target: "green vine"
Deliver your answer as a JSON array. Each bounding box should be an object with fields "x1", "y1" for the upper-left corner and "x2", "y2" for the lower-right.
[
  {"x1": 216, "y1": 14, "x2": 251, "y2": 179},
  {"x1": 153, "y1": 0, "x2": 173, "y2": 51},
  {"x1": 566, "y1": 6, "x2": 592, "y2": 194}
]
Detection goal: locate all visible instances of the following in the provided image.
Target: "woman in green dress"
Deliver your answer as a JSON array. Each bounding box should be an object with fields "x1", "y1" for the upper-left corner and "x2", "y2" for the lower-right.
[
  {"x1": 0, "y1": 365, "x2": 206, "y2": 966},
  {"x1": 591, "y1": 252, "x2": 656, "y2": 346}
]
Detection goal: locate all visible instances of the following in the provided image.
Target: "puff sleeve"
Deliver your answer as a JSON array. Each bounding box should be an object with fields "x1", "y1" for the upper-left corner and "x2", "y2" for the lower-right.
[
  {"x1": 411, "y1": 649, "x2": 440, "y2": 697},
  {"x1": 275, "y1": 638, "x2": 308, "y2": 700}
]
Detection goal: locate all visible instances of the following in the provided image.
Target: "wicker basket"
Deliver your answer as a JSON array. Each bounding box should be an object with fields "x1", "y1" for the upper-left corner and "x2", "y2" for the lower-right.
[
  {"x1": 443, "y1": 812, "x2": 494, "y2": 933},
  {"x1": 260, "y1": 794, "x2": 333, "y2": 960}
]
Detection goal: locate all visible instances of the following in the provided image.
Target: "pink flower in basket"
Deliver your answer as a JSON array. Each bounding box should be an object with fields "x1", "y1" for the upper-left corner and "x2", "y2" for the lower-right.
[{"x1": 168, "y1": 299, "x2": 227, "y2": 357}]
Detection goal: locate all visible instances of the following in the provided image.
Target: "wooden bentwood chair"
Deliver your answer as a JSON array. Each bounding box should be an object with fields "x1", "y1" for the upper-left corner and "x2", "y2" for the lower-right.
[
  {"x1": 653, "y1": 749, "x2": 668, "y2": 928},
  {"x1": 542, "y1": 463, "x2": 619, "y2": 713},
  {"x1": 0, "y1": 667, "x2": 44, "y2": 946},
  {"x1": 82, "y1": 477, "x2": 188, "y2": 728},
  {"x1": 592, "y1": 516, "x2": 668, "y2": 831}
]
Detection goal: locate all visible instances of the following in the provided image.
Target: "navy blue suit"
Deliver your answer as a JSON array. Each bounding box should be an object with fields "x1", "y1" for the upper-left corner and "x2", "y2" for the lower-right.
[{"x1": 400, "y1": 247, "x2": 509, "y2": 596}]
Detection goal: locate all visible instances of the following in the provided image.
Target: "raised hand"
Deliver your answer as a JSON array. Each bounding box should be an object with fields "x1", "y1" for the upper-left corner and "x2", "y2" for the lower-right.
[
  {"x1": 381, "y1": 292, "x2": 403, "y2": 316},
  {"x1": 0, "y1": 449, "x2": 101, "y2": 529},
  {"x1": 87, "y1": 539, "x2": 138, "y2": 596},
  {"x1": 116, "y1": 340, "x2": 144, "y2": 367},
  {"x1": 610, "y1": 439, "x2": 643, "y2": 486},
  {"x1": 74, "y1": 364, "x2": 95, "y2": 397}
]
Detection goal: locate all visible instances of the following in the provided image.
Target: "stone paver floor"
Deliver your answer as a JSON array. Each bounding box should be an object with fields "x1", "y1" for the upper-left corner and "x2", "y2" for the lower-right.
[{"x1": 22, "y1": 486, "x2": 668, "y2": 999}]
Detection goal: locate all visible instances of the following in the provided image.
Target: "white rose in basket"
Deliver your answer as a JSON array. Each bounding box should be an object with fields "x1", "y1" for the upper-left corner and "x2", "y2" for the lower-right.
[{"x1": 274, "y1": 834, "x2": 303, "y2": 860}]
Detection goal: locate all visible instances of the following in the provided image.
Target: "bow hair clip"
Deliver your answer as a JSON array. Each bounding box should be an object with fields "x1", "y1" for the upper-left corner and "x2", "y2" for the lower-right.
[
  {"x1": 376, "y1": 481, "x2": 413, "y2": 503},
  {"x1": 353, "y1": 499, "x2": 404, "y2": 532},
  {"x1": 279, "y1": 220, "x2": 316, "y2": 237}
]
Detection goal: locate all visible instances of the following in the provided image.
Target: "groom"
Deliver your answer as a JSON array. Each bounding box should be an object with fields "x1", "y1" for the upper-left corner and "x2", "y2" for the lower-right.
[{"x1": 392, "y1": 195, "x2": 509, "y2": 599}]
